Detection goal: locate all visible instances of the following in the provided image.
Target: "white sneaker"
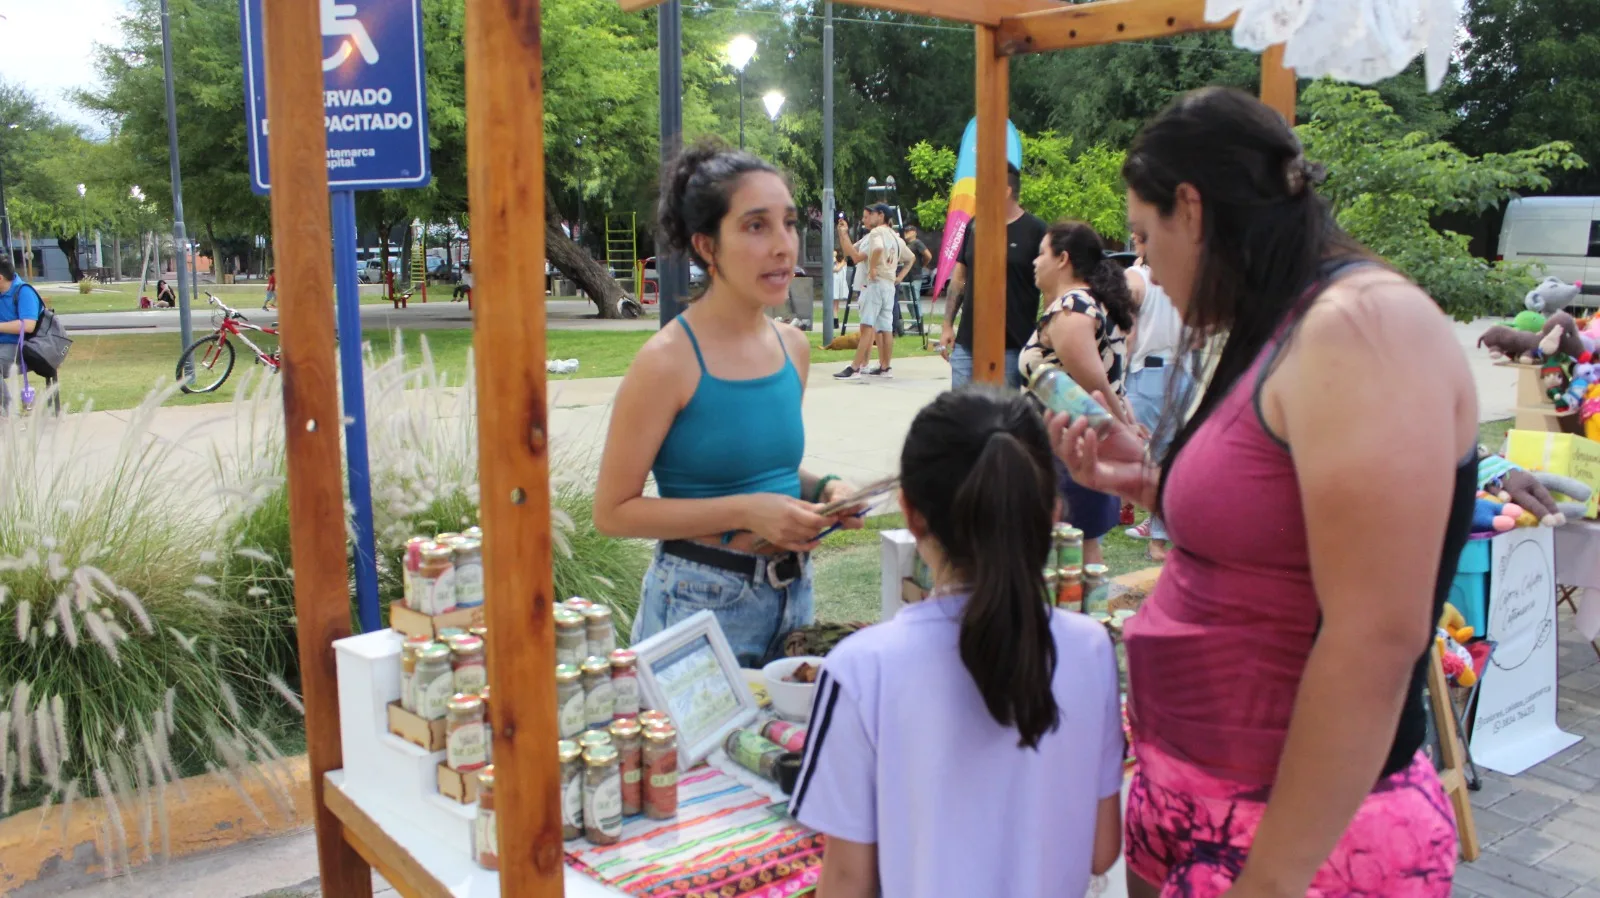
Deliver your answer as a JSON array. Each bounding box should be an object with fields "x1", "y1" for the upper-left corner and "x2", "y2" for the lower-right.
[
  {"x1": 833, "y1": 366, "x2": 862, "y2": 381},
  {"x1": 866, "y1": 367, "x2": 893, "y2": 379}
]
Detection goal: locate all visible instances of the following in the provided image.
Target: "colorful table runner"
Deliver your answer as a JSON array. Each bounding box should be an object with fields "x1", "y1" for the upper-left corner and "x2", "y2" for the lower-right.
[{"x1": 565, "y1": 767, "x2": 823, "y2": 898}]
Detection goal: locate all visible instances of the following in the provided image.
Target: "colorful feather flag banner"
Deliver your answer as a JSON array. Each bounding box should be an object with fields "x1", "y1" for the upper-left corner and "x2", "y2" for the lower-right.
[{"x1": 930, "y1": 117, "x2": 1024, "y2": 302}]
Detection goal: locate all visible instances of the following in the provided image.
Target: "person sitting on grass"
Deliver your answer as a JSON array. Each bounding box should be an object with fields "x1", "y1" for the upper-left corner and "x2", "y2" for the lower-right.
[{"x1": 793, "y1": 386, "x2": 1124, "y2": 898}]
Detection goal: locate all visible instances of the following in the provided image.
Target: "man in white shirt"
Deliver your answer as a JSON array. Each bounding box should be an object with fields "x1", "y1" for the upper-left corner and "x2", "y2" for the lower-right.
[
  {"x1": 835, "y1": 204, "x2": 914, "y2": 381},
  {"x1": 1123, "y1": 232, "x2": 1190, "y2": 560}
]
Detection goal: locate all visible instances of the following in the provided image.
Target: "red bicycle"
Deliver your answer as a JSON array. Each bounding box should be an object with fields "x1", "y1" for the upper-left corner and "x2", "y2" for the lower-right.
[{"x1": 176, "y1": 293, "x2": 280, "y2": 394}]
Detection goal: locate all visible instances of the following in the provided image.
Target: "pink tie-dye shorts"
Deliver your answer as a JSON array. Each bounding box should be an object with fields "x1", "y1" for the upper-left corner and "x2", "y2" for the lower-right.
[{"x1": 1125, "y1": 741, "x2": 1457, "y2": 897}]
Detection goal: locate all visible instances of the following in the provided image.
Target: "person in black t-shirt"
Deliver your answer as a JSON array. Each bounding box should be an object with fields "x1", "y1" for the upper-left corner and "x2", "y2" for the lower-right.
[
  {"x1": 940, "y1": 164, "x2": 1047, "y2": 390},
  {"x1": 902, "y1": 225, "x2": 932, "y2": 287}
]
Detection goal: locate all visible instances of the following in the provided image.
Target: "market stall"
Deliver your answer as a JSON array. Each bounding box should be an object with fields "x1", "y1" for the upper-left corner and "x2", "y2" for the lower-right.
[{"x1": 257, "y1": 0, "x2": 1467, "y2": 895}]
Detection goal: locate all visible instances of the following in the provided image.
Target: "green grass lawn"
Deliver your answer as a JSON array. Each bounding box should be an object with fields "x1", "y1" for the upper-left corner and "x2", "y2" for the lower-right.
[{"x1": 49, "y1": 327, "x2": 942, "y2": 412}]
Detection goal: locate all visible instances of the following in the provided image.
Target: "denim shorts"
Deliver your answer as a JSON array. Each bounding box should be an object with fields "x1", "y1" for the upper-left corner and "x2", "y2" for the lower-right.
[
  {"x1": 631, "y1": 544, "x2": 815, "y2": 668},
  {"x1": 950, "y1": 344, "x2": 1024, "y2": 390}
]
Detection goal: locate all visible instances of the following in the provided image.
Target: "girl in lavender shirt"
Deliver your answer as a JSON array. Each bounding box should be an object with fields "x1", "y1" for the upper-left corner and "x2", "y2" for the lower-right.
[{"x1": 793, "y1": 387, "x2": 1125, "y2": 898}]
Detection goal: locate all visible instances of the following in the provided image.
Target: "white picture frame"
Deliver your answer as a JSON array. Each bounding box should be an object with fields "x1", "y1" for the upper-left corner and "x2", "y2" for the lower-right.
[{"x1": 629, "y1": 610, "x2": 760, "y2": 769}]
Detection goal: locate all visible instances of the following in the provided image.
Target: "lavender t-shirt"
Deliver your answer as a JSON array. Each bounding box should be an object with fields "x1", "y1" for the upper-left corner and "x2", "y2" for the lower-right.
[{"x1": 791, "y1": 594, "x2": 1124, "y2": 898}]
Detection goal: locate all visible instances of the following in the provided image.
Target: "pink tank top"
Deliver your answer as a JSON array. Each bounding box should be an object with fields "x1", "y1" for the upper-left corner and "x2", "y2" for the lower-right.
[{"x1": 1122, "y1": 342, "x2": 1314, "y2": 785}]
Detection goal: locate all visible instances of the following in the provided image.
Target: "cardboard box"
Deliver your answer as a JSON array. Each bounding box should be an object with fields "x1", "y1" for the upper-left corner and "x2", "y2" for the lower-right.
[
  {"x1": 437, "y1": 761, "x2": 484, "y2": 804},
  {"x1": 387, "y1": 701, "x2": 447, "y2": 753},
  {"x1": 1506, "y1": 430, "x2": 1600, "y2": 519},
  {"x1": 389, "y1": 603, "x2": 485, "y2": 640}
]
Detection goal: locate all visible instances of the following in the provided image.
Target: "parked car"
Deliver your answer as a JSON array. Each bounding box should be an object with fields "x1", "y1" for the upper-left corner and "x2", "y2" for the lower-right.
[
  {"x1": 1498, "y1": 197, "x2": 1600, "y2": 309},
  {"x1": 640, "y1": 257, "x2": 708, "y2": 292},
  {"x1": 428, "y1": 259, "x2": 460, "y2": 282},
  {"x1": 358, "y1": 257, "x2": 402, "y2": 284}
]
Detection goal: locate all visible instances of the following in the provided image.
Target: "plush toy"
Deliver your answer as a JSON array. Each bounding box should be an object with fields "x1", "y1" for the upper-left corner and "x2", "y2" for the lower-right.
[
  {"x1": 1539, "y1": 312, "x2": 1588, "y2": 358},
  {"x1": 1479, "y1": 312, "x2": 1590, "y2": 364},
  {"x1": 1436, "y1": 631, "x2": 1478, "y2": 687},
  {"x1": 1472, "y1": 496, "x2": 1518, "y2": 532},
  {"x1": 1514, "y1": 310, "x2": 1548, "y2": 333},
  {"x1": 1439, "y1": 603, "x2": 1475, "y2": 644},
  {"x1": 1525, "y1": 276, "x2": 1582, "y2": 317},
  {"x1": 1586, "y1": 385, "x2": 1600, "y2": 441},
  {"x1": 1503, "y1": 468, "x2": 1567, "y2": 526}
]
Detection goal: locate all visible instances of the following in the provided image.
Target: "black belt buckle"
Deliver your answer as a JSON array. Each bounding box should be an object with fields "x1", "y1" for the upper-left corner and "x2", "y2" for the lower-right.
[{"x1": 766, "y1": 553, "x2": 803, "y2": 588}]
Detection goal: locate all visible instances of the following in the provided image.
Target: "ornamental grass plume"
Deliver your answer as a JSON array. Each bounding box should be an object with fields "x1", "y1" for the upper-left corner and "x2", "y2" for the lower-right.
[{"x1": 0, "y1": 375, "x2": 302, "y2": 877}]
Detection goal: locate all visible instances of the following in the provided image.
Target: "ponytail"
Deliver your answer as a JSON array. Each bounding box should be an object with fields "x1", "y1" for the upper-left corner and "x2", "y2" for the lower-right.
[
  {"x1": 901, "y1": 389, "x2": 1061, "y2": 748},
  {"x1": 1087, "y1": 258, "x2": 1135, "y2": 334}
]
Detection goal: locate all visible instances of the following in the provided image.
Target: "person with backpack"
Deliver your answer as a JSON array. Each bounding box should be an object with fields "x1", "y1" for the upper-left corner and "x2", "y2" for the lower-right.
[{"x1": 0, "y1": 258, "x2": 42, "y2": 410}]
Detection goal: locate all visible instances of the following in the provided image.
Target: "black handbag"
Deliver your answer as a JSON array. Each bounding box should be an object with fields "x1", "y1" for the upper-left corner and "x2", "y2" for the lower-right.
[{"x1": 16, "y1": 286, "x2": 70, "y2": 378}]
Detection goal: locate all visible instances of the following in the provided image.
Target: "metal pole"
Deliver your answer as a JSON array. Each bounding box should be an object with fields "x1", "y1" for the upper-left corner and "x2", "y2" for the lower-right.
[
  {"x1": 821, "y1": 2, "x2": 835, "y2": 346},
  {"x1": 738, "y1": 68, "x2": 745, "y2": 150},
  {"x1": 332, "y1": 190, "x2": 381, "y2": 632},
  {"x1": 658, "y1": 0, "x2": 687, "y2": 326},
  {"x1": 0, "y1": 150, "x2": 12, "y2": 259},
  {"x1": 159, "y1": 0, "x2": 195, "y2": 373}
]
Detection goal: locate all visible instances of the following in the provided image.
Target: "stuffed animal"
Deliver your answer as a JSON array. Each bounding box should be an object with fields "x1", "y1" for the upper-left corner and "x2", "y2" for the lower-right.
[
  {"x1": 1479, "y1": 313, "x2": 1589, "y2": 363},
  {"x1": 1539, "y1": 312, "x2": 1589, "y2": 358},
  {"x1": 1514, "y1": 310, "x2": 1548, "y2": 333},
  {"x1": 1525, "y1": 276, "x2": 1582, "y2": 317},
  {"x1": 1586, "y1": 384, "x2": 1600, "y2": 441},
  {"x1": 1436, "y1": 631, "x2": 1478, "y2": 687},
  {"x1": 1502, "y1": 468, "x2": 1567, "y2": 526},
  {"x1": 1439, "y1": 603, "x2": 1474, "y2": 644}
]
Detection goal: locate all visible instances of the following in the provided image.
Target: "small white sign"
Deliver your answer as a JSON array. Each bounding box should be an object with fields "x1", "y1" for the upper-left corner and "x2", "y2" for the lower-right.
[{"x1": 1471, "y1": 527, "x2": 1582, "y2": 775}]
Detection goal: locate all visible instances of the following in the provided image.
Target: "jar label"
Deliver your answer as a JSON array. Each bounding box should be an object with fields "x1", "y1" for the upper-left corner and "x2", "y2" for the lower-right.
[
  {"x1": 587, "y1": 774, "x2": 623, "y2": 835},
  {"x1": 563, "y1": 775, "x2": 583, "y2": 830},
  {"x1": 421, "y1": 673, "x2": 454, "y2": 719},
  {"x1": 622, "y1": 768, "x2": 641, "y2": 785},
  {"x1": 648, "y1": 771, "x2": 678, "y2": 789},
  {"x1": 613, "y1": 675, "x2": 639, "y2": 715},
  {"x1": 424, "y1": 568, "x2": 457, "y2": 614},
  {"x1": 454, "y1": 561, "x2": 485, "y2": 607},
  {"x1": 587, "y1": 631, "x2": 616, "y2": 658},
  {"x1": 399, "y1": 671, "x2": 414, "y2": 713},
  {"x1": 448, "y1": 722, "x2": 488, "y2": 770},
  {"x1": 585, "y1": 681, "x2": 615, "y2": 725},
  {"x1": 559, "y1": 693, "x2": 586, "y2": 737},
  {"x1": 454, "y1": 662, "x2": 487, "y2": 696},
  {"x1": 474, "y1": 810, "x2": 497, "y2": 861}
]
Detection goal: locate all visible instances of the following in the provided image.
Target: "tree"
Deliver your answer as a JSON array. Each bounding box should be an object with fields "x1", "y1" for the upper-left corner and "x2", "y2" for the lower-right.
[
  {"x1": 1448, "y1": 0, "x2": 1600, "y2": 196},
  {"x1": 1297, "y1": 81, "x2": 1586, "y2": 320}
]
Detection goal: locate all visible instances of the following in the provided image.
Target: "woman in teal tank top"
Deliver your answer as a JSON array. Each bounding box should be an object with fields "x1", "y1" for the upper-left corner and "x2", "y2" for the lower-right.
[{"x1": 595, "y1": 142, "x2": 863, "y2": 666}]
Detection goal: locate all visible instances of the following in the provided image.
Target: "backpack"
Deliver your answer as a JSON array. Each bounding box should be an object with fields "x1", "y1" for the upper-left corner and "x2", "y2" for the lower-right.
[{"x1": 15, "y1": 285, "x2": 71, "y2": 378}]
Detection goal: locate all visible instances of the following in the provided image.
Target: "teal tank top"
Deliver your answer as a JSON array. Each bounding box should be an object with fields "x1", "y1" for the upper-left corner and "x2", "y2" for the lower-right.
[{"x1": 652, "y1": 318, "x2": 805, "y2": 500}]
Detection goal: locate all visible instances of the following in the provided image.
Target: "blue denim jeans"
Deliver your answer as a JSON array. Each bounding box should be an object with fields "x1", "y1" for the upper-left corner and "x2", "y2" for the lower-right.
[
  {"x1": 631, "y1": 545, "x2": 815, "y2": 668},
  {"x1": 1125, "y1": 361, "x2": 1192, "y2": 541},
  {"x1": 950, "y1": 345, "x2": 1024, "y2": 391}
]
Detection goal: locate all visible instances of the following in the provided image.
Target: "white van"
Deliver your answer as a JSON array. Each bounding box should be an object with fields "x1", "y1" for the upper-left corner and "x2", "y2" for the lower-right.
[{"x1": 1497, "y1": 197, "x2": 1600, "y2": 308}]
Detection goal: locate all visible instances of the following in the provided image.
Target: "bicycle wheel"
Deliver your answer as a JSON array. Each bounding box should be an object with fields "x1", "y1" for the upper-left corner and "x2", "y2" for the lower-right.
[{"x1": 177, "y1": 335, "x2": 237, "y2": 394}]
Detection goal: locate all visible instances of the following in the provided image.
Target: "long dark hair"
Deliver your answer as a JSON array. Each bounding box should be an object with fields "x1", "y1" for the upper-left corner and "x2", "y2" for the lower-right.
[
  {"x1": 657, "y1": 138, "x2": 785, "y2": 280},
  {"x1": 1044, "y1": 221, "x2": 1134, "y2": 334},
  {"x1": 900, "y1": 388, "x2": 1060, "y2": 749},
  {"x1": 1122, "y1": 87, "x2": 1369, "y2": 502}
]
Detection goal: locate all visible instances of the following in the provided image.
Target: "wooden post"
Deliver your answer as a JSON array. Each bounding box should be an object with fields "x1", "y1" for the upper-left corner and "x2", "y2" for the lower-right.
[
  {"x1": 974, "y1": 24, "x2": 1010, "y2": 385},
  {"x1": 466, "y1": 0, "x2": 565, "y2": 894},
  {"x1": 260, "y1": 0, "x2": 371, "y2": 895},
  {"x1": 1260, "y1": 44, "x2": 1296, "y2": 124},
  {"x1": 1427, "y1": 644, "x2": 1480, "y2": 861}
]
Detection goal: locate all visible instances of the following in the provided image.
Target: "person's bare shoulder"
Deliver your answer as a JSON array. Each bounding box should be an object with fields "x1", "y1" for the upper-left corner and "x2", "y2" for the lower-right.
[
  {"x1": 626, "y1": 321, "x2": 700, "y2": 392},
  {"x1": 1300, "y1": 268, "x2": 1460, "y2": 361},
  {"x1": 774, "y1": 319, "x2": 811, "y2": 375}
]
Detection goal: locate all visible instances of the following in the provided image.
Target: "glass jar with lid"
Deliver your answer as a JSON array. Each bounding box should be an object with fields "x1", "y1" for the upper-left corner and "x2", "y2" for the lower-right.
[
  {"x1": 417, "y1": 544, "x2": 457, "y2": 615},
  {"x1": 609, "y1": 718, "x2": 643, "y2": 816},
  {"x1": 577, "y1": 728, "x2": 612, "y2": 754},
  {"x1": 1057, "y1": 566, "x2": 1084, "y2": 611},
  {"x1": 583, "y1": 605, "x2": 616, "y2": 658},
  {"x1": 583, "y1": 743, "x2": 623, "y2": 845},
  {"x1": 446, "y1": 693, "x2": 489, "y2": 771},
  {"x1": 643, "y1": 723, "x2": 678, "y2": 820},
  {"x1": 449, "y1": 634, "x2": 487, "y2": 695},
  {"x1": 451, "y1": 539, "x2": 485, "y2": 608},
  {"x1": 559, "y1": 739, "x2": 584, "y2": 841},
  {"x1": 609, "y1": 649, "x2": 639, "y2": 720},
  {"x1": 554, "y1": 608, "x2": 586, "y2": 667},
  {"x1": 399, "y1": 635, "x2": 434, "y2": 713},
  {"x1": 474, "y1": 765, "x2": 497, "y2": 870},
  {"x1": 413, "y1": 644, "x2": 455, "y2": 720},
  {"x1": 1084, "y1": 563, "x2": 1110, "y2": 614},
  {"x1": 581, "y1": 656, "x2": 614, "y2": 730},
  {"x1": 556, "y1": 663, "x2": 585, "y2": 739}
]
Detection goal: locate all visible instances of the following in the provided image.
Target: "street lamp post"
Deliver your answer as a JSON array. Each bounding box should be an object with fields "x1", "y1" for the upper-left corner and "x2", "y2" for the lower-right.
[
  {"x1": 159, "y1": 0, "x2": 195, "y2": 377},
  {"x1": 77, "y1": 183, "x2": 87, "y2": 276},
  {"x1": 821, "y1": 2, "x2": 835, "y2": 345},
  {"x1": 726, "y1": 35, "x2": 757, "y2": 150},
  {"x1": 762, "y1": 91, "x2": 785, "y2": 123}
]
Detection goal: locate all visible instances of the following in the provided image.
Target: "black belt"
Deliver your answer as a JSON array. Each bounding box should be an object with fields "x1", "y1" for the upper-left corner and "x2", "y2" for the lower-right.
[{"x1": 662, "y1": 540, "x2": 806, "y2": 589}]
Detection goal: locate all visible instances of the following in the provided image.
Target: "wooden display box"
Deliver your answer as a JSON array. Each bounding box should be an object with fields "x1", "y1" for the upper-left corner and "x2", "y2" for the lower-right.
[
  {"x1": 387, "y1": 701, "x2": 447, "y2": 753},
  {"x1": 389, "y1": 603, "x2": 486, "y2": 640},
  {"x1": 437, "y1": 761, "x2": 483, "y2": 804}
]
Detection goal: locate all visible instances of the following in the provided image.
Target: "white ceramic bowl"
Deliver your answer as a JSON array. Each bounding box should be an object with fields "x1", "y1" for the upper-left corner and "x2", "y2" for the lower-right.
[{"x1": 762, "y1": 655, "x2": 825, "y2": 722}]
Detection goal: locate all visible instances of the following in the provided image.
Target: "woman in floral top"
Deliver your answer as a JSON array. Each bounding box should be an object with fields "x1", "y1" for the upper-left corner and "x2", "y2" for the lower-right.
[{"x1": 1021, "y1": 221, "x2": 1136, "y2": 565}]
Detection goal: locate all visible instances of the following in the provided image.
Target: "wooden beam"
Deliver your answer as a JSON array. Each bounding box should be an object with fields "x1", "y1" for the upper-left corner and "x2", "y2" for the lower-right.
[
  {"x1": 618, "y1": 0, "x2": 1063, "y2": 27},
  {"x1": 995, "y1": 0, "x2": 1233, "y2": 56},
  {"x1": 1260, "y1": 44, "x2": 1297, "y2": 124},
  {"x1": 973, "y1": 24, "x2": 1009, "y2": 386},
  {"x1": 260, "y1": 1, "x2": 371, "y2": 895},
  {"x1": 465, "y1": 0, "x2": 565, "y2": 894}
]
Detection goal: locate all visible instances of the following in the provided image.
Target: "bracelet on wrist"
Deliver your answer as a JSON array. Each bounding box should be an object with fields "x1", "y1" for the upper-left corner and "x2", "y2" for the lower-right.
[{"x1": 812, "y1": 474, "x2": 840, "y2": 504}]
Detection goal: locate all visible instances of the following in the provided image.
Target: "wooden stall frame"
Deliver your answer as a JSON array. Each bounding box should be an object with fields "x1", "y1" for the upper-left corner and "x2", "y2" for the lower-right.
[{"x1": 257, "y1": 1, "x2": 1299, "y2": 896}]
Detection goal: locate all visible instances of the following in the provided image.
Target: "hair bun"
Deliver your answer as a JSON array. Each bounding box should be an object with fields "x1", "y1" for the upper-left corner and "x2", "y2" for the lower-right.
[{"x1": 1285, "y1": 156, "x2": 1327, "y2": 197}]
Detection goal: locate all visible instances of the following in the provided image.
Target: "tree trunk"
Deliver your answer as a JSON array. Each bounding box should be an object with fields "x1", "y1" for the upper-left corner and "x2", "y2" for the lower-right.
[
  {"x1": 401, "y1": 224, "x2": 414, "y2": 286},
  {"x1": 114, "y1": 233, "x2": 123, "y2": 279},
  {"x1": 544, "y1": 191, "x2": 626, "y2": 318},
  {"x1": 58, "y1": 236, "x2": 83, "y2": 282},
  {"x1": 378, "y1": 218, "x2": 395, "y2": 284}
]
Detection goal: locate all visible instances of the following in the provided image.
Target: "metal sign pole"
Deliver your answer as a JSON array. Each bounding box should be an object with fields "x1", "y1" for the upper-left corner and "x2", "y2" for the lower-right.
[
  {"x1": 657, "y1": 0, "x2": 687, "y2": 326},
  {"x1": 160, "y1": 0, "x2": 195, "y2": 376},
  {"x1": 333, "y1": 190, "x2": 380, "y2": 632},
  {"x1": 820, "y1": 2, "x2": 835, "y2": 346}
]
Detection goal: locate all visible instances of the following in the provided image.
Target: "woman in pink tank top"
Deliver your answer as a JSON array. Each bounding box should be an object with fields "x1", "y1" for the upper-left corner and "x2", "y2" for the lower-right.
[{"x1": 1052, "y1": 89, "x2": 1479, "y2": 898}]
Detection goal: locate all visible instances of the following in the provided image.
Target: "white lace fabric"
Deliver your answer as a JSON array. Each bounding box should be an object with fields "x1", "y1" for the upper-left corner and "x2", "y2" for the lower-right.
[{"x1": 1206, "y1": 0, "x2": 1464, "y2": 90}]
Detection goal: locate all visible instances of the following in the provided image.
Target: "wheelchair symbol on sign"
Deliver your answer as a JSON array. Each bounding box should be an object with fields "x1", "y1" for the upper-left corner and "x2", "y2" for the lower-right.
[{"x1": 322, "y1": 0, "x2": 380, "y2": 72}]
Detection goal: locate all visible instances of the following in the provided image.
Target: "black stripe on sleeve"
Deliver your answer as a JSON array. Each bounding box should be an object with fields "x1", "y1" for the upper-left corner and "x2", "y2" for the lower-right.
[{"x1": 789, "y1": 671, "x2": 841, "y2": 817}]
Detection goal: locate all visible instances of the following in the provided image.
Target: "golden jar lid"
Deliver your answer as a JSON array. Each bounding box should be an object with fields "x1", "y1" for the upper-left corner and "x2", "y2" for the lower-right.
[
  {"x1": 580, "y1": 656, "x2": 611, "y2": 676},
  {"x1": 609, "y1": 649, "x2": 637, "y2": 668},
  {"x1": 578, "y1": 730, "x2": 612, "y2": 750},
  {"x1": 476, "y1": 765, "x2": 495, "y2": 787},
  {"x1": 447, "y1": 693, "x2": 484, "y2": 714},
  {"x1": 555, "y1": 663, "x2": 581, "y2": 682},
  {"x1": 558, "y1": 740, "x2": 582, "y2": 763},
  {"x1": 609, "y1": 718, "x2": 642, "y2": 739},
  {"x1": 553, "y1": 608, "x2": 583, "y2": 628},
  {"x1": 643, "y1": 723, "x2": 677, "y2": 742},
  {"x1": 582, "y1": 605, "x2": 612, "y2": 623},
  {"x1": 449, "y1": 634, "x2": 484, "y2": 655},
  {"x1": 418, "y1": 644, "x2": 451, "y2": 663},
  {"x1": 583, "y1": 743, "x2": 619, "y2": 766}
]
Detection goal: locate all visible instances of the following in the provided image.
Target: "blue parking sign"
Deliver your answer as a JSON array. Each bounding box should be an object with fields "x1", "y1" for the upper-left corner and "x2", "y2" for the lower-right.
[{"x1": 240, "y1": 0, "x2": 431, "y2": 193}]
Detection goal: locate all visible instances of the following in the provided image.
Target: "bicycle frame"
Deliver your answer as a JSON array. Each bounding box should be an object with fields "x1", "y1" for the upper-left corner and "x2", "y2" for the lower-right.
[{"x1": 201, "y1": 294, "x2": 281, "y2": 371}]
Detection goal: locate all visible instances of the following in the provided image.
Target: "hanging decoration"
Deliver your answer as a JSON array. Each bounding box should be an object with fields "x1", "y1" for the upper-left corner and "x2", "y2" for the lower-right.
[{"x1": 1207, "y1": 0, "x2": 1466, "y2": 90}]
